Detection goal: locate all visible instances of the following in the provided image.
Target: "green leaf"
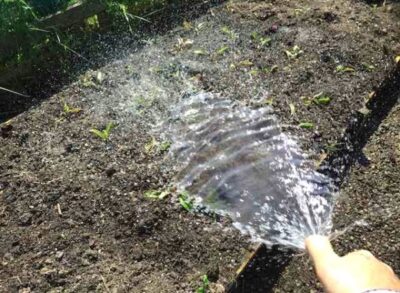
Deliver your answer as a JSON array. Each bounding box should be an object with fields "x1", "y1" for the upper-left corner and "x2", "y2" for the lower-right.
[
  {"x1": 217, "y1": 46, "x2": 229, "y2": 55},
  {"x1": 299, "y1": 122, "x2": 314, "y2": 129},
  {"x1": 259, "y1": 37, "x2": 272, "y2": 47},
  {"x1": 90, "y1": 128, "x2": 107, "y2": 140},
  {"x1": 178, "y1": 192, "x2": 193, "y2": 211},
  {"x1": 144, "y1": 189, "x2": 170, "y2": 200},
  {"x1": 336, "y1": 65, "x2": 355, "y2": 73},
  {"x1": 238, "y1": 60, "x2": 253, "y2": 67},
  {"x1": 313, "y1": 92, "x2": 331, "y2": 105},
  {"x1": 160, "y1": 141, "x2": 171, "y2": 152}
]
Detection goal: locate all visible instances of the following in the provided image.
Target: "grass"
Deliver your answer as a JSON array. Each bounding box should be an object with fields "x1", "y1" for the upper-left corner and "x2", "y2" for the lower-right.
[{"x1": 178, "y1": 191, "x2": 193, "y2": 212}]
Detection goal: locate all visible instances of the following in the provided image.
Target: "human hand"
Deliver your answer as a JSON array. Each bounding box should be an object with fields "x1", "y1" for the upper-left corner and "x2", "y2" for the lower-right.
[{"x1": 305, "y1": 235, "x2": 400, "y2": 293}]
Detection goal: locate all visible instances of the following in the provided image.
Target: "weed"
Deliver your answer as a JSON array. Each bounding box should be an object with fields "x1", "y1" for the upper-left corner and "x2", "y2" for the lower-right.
[
  {"x1": 251, "y1": 31, "x2": 271, "y2": 48},
  {"x1": 178, "y1": 191, "x2": 193, "y2": 212},
  {"x1": 264, "y1": 97, "x2": 274, "y2": 106},
  {"x1": 196, "y1": 275, "x2": 210, "y2": 293},
  {"x1": 63, "y1": 102, "x2": 81, "y2": 114},
  {"x1": 90, "y1": 122, "x2": 115, "y2": 141},
  {"x1": 299, "y1": 122, "x2": 314, "y2": 129},
  {"x1": 144, "y1": 189, "x2": 170, "y2": 200},
  {"x1": 336, "y1": 65, "x2": 355, "y2": 73},
  {"x1": 285, "y1": 45, "x2": 303, "y2": 59},
  {"x1": 263, "y1": 65, "x2": 278, "y2": 73}
]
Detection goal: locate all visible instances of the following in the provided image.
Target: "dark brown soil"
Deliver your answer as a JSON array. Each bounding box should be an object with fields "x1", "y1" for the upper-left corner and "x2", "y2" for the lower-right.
[
  {"x1": 1, "y1": 0, "x2": 399, "y2": 292},
  {"x1": 274, "y1": 101, "x2": 400, "y2": 293}
]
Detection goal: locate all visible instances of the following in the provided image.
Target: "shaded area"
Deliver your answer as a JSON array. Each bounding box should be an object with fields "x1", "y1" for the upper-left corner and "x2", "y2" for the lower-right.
[
  {"x1": 228, "y1": 245, "x2": 293, "y2": 293},
  {"x1": 0, "y1": 0, "x2": 225, "y2": 123}
]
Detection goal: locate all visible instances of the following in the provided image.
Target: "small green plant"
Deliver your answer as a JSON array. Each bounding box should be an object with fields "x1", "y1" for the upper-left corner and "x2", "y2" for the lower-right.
[
  {"x1": 336, "y1": 65, "x2": 355, "y2": 73},
  {"x1": 90, "y1": 122, "x2": 115, "y2": 141},
  {"x1": 63, "y1": 102, "x2": 81, "y2": 114},
  {"x1": 262, "y1": 65, "x2": 278, "y2": 73},
  {"x1": 285, "y1": 45, "x2": 303, "y2": 59},
  {"x1": 312, "y1": 92, "x2": 331, "y2": 105},
  {"x1": 362, "y1": 63, "x2": 375, "y2": 71},
  {"x1": 194, "y1": 49, "x2": 207, "y2": 56},
  {"x1": 159, "y1": 141, "x2": 171, "y2": 152},
  {"x1": 299, "y1": 122, "x2": 314, "y2": 129},
  {"x1": 175, "y1": 37, "x2": 194, "y2": 51},
  {"x1": 178, "y1": 191, "x2": 193, "y2": 212},
  {"x1": 395, "y1": 55, "x2": 400, "y2": 64},
  {"x1": 221, "y1": 26, "x2": 236, "y2": 39},
  {"x1": 196, "y1": 275, "x2": 209, "y2": 293},
  {"x1": 217, "y1": 45, "x2": 229, "y2": 55},
  {"x1": 301, "y1": 93, "x2": 331, "y2": 106},
  {"x1": 238, "y1": 60, "x2": 253, "y2": 67},
  {"x1": 251, "y1": 32, "x2": 271, "y2": 48},
  {"x1": 144, "y1": 189, "x2": 170, "y2": 200}
]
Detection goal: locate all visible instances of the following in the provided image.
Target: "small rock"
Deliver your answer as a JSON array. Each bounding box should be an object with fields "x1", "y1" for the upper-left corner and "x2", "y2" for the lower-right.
[
  {"x1": 55, "y1": 251, "x2": 64, "y2": 261},
  {"x1": 19, "y1": 212, "x2": 32, "y2": 226}
]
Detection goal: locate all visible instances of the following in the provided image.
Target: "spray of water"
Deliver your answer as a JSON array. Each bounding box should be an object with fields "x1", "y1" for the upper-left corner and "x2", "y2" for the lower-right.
[{"x1": 160, "y1": 92, "x2": 337, "y2": 249}]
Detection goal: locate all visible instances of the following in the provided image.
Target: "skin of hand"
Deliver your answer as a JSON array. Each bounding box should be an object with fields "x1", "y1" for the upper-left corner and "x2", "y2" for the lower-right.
[{"x1": 305, "y1": 235, "x2": 400, "y2": 293}]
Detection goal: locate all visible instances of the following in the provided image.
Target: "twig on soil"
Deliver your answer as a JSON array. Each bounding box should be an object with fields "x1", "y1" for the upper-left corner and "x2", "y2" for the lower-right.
[{"x1": 56, "y1": 203, "x2": 62, "y2": 216}]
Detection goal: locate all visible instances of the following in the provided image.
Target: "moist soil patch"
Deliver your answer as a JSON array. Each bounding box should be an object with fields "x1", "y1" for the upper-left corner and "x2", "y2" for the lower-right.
[{"x1": 1, "y1": 0, "x2": 399, "y2": 292}]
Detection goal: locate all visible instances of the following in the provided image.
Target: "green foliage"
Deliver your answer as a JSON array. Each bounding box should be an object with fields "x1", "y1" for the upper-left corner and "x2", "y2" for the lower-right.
[
  {"x1": 63, "y1": 102, "x2": 81, "y2": 114},
  {"x1": 90, "y1": 122, "x2": 115, "y2": 141},
  {"x1": 299, "y1": 122, "x2": 314, "y2": 129},
  {"x1": 285, "y1": 45, "x2": 303, "y2": 59},
  {"x1": 196, "y1": 275, "x2": 209, "y2": 293},
  {"x1": 178, "y1": 191, "x2": 193, "y2": 212},
  {"x1": 144, "y1": 189, "x2": 170, "y2": 200},
  {"x1": 312, "y1": 92, "x2": 331, "y2": 105},
  {"x1": 336, "y1": 65, "x2": 355, "y2": 73}
]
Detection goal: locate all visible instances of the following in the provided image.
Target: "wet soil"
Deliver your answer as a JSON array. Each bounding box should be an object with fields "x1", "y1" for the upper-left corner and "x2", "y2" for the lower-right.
[
  {"x1": 274, "y1": 100, "x2": 400, "y2": 292},
  {"x1": 1, "y1": 0, "x2": 400, "y2": 292}
]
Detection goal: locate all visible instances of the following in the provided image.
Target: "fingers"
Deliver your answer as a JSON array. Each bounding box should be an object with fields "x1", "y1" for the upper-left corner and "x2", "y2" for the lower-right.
[{"x1": 305, "y1": 235, "x2": 339, "y2": 270}]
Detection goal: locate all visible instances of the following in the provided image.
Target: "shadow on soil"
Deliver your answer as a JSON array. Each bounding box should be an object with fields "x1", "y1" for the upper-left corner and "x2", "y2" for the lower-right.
[
  {"x1": 0, "y1": 0, "x2": 225, "y2": 123},
  {"x1": 228, "y1": 65, "x2": 400, "y2": 293}
]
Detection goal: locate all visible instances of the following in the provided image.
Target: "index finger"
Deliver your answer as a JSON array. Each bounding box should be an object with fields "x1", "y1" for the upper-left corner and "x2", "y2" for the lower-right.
[{"x1": 305, "y1": 235, "x2": 339, "y2": 270}]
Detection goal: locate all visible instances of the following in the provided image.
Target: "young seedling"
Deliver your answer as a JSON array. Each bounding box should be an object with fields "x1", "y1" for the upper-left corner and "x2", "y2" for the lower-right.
[
  {"x1": 362, "y1": 63, "x2": 375, "y2": 71},
  {"x1": 299, "y1": 122, "x2": 314, "y2": 129},
  {"x1": 193, "y1": 49, "x2": 207, "y2": 56},
  {"x1": 145, "y1": 136, "x2": 158, "y2": 153},
  {"x1": 90, "y1": 122, "x2": 115, "y2": 141},
  {"x1": 238, "y1": 60, "x2": 254, "y2": 67},
  {"x1": 251, "y1": 32, "x2": 271, "y2": 48},
  {"x1": 285, "y1": 45, "x2": 303, "y2": 59},
  {"x1": 178, "y1": 191, "x2": 193, "y2": 212},
  {"x1": 395, "y1": 55, "x2": 400, "y2": 64},
  {"x1": 183, "y1": 20, "x2": 193, "y2": 31},
  {"x1": 217, "y1": 46, "x2": 229, "y2": 55},
  {"x1": 144, "y1": 189, "x2": 170, "y2": 200},
  {"x1": 63, "y1": 102, "x2": 81, "y2": 114},
  {"x1": 336, "y1": 65, "x2": 355, "y2": 73},
  {"x1": 197, "y1": 275, "x2": 210, "y2": 293},
  {"x1": 221, "y1": 26, "x2": 236, "y2": 39},
  {"x1": 175, "y1": 37, "x2": 194, "y2": 51},
  {"x1": 159, "y1": 141, "x2": 171, "y2": 152},
  {"x1": 312, "y1": 92, "x2": 331, "y2": 105}
]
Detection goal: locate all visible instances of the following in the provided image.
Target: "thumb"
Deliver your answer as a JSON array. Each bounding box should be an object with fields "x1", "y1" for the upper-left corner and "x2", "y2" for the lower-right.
[{"x1": 305, "y1": 235, "x2": 339, "y2": 270}]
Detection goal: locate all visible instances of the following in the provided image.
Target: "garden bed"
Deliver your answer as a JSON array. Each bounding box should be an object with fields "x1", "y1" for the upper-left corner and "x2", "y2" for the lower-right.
[{"x1": 1, "y1": 0, "x2": 399, "y2": 291}]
